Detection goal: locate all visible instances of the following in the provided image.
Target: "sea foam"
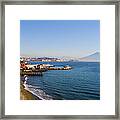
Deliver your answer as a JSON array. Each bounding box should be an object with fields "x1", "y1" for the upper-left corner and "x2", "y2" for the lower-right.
[{"x1": 23, "y1": 83, "x2": 53, "y2": 100}]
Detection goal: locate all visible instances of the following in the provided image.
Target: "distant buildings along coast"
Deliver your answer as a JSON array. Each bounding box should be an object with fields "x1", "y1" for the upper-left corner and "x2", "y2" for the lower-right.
[{"x1": 20, "y1": 52, "x2": 100, "y2": 62}]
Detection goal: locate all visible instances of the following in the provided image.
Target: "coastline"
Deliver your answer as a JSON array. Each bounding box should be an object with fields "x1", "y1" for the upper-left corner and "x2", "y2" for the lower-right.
[
  {"x1": 20, "y1": 82, "x2": 40, "y2": 100},
  {"x1": 20, "y1": 61, "x2": 100, "y2": 100}
]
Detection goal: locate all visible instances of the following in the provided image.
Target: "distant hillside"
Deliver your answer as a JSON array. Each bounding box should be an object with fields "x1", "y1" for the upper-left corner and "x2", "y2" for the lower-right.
[{"x1": 79, "y1": 52, "x2": 100, "y2": 62}]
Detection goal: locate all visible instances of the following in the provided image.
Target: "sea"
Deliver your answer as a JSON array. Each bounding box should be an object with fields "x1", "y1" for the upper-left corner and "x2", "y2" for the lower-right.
[{"x1": 22, "y1": 61, "x2": 100, "y2": 100}]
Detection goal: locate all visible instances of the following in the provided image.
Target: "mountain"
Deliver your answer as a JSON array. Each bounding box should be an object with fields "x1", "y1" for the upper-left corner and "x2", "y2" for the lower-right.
[{"x1": 79, "y1": 52, "x2": 100, "y2": 62}]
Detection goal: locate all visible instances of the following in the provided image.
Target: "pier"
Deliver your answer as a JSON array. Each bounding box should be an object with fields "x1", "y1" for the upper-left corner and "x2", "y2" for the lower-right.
[
  {"x1": 48, "y1": 66, "x2": 72, "y2": 70},
  {"x1": 20, "y1": 69, "x2": 46, "y2": 76},
  {"x1": 20, "y1": 61, "x2": 72, "y2": 76}
]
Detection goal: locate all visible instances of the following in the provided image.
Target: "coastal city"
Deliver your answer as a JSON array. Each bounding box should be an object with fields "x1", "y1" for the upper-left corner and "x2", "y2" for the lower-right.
[
  {"x1": 20, "y1": 57, "x2": 72, "y2": 76},
  {"x1": 20, "y1": 57, "x2": 65, "y2": 62}
]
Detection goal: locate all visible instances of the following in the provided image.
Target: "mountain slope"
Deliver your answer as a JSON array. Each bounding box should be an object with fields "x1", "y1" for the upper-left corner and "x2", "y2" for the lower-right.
[{"x1": 79, "y1": 52, "x2": 100, "y2": 62}]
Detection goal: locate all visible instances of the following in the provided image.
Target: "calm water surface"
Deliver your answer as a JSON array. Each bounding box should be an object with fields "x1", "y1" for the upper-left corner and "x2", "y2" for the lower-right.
[{"x1": 24, "y1": 62, "x2": 100, "y2": 100}]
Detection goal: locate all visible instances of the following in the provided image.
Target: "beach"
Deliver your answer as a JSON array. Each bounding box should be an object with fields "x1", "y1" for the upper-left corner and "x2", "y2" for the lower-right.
[{"x1": 20, "y1": 82, "x2": 40, "y2": 100}]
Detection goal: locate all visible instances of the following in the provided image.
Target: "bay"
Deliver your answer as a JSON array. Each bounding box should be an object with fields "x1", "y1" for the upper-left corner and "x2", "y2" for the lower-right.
[{"x1": 23, "y1": 61, "x2": 100, "y2": 100}]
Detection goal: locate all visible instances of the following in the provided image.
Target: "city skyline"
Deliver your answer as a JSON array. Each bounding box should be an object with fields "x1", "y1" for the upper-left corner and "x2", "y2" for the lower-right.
[{"x1": 20, "y1": 20, "x2": 100, "y2": 58}]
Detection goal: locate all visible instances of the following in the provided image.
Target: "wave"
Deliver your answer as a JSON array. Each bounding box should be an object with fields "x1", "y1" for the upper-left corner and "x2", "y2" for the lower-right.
[{"x1": 23, "y1": 83, "x2": 53, "y2": 100}]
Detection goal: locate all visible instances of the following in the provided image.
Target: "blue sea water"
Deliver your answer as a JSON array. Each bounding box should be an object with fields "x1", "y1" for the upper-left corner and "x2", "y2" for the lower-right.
[{"x1": 24, "y1": 62, "x2": 100, "y2": 100}]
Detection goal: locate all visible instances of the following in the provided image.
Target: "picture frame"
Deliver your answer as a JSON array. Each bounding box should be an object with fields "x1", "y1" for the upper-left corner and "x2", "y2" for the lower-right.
[{"x1": 0, "y1": 0, "x2": 119, "y2": 119}]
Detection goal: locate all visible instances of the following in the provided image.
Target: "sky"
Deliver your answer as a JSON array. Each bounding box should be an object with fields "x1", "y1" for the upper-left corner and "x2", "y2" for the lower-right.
[{"x1": 20, "y1": 20, "x2": 100, "y2": 58}]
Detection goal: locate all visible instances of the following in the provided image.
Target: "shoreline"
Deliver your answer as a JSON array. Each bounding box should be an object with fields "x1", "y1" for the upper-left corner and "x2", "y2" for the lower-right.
[
  {"x1": 20, "y1": 82, "x2": 41, "y2": 100},
  {"x1": 20, "y1": 81, "x2": 53, "y2": 100}
]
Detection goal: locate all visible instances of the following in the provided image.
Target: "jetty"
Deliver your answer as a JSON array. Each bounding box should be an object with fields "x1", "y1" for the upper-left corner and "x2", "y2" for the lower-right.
[
  {"x1": 48, "y1": 66, "x2": 72, "y2": 70},
  {"x1": 20, "y1": 59, "x2": 72, "y2": 76},
  {"x1": 20, "y1": 69, "x2": 46, "y2": 76}
]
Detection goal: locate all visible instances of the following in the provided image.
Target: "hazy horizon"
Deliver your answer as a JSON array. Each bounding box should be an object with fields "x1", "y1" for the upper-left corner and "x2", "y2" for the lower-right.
[
  {"x1": 20, "y1": 20, "x2": 100, "y2": 58},
  {"x1": 20, "y1": 51, "x2": 100, "y2": 59}
]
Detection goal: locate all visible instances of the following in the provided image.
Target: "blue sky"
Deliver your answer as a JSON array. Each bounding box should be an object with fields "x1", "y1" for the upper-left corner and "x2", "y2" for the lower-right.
[{"x1": 20, "y1": 20, "x2": 100, "y2": 58}]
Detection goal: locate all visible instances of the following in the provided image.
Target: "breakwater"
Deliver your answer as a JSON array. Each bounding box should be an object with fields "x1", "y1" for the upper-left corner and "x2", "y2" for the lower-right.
[{"x1": 20, "y1": 63, "x2": 72, "y2": 76}]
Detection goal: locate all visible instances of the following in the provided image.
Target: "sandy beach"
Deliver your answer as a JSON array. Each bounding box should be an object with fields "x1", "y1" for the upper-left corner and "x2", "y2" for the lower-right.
[{"x1": 20, "y1": 82, "x2": 40, "y2": 100}]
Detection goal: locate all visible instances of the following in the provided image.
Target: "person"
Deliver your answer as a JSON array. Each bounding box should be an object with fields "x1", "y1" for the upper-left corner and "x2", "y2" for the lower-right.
[{"x1": 23, "y1": 75, "x2": 28, "y2": 84}]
